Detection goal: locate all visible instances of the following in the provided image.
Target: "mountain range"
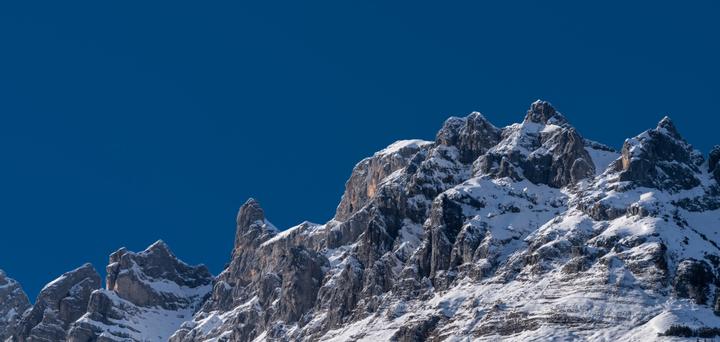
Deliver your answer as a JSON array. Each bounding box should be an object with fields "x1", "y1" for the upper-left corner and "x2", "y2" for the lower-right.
[{"x1": 3, "y1": 100, "x2": 720, "y2": 341}]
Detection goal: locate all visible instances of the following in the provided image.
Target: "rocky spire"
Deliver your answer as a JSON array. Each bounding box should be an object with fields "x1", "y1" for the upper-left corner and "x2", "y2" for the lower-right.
[
  {"x1": 14, "y1": 263, "x2": 101, "y2": 342},
  {"x1": 236, "y1": 198, "x2": 265, "y2": 229},
  {"x1": 0, "y1": 270, "x2": 31, "y2": 340},
  {"x1": 656, "y1": 116, "x2": 682, "y2": 140},
  {"x1": 234, "y1": 198, "x2": 277, "y2": 251}
]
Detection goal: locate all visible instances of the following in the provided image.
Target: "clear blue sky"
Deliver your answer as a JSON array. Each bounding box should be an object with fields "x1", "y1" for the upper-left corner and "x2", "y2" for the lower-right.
[{"x1": 1, "y1": 1, "x2": 718, "y2": 300}]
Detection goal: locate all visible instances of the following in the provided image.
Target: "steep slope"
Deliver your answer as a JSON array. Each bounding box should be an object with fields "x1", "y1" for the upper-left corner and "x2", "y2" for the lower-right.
[
  {"x1": 67, "y1": 241, "x2": 213, "y2": 341},
  {"x1": 2, "y1": 100, "x2": 720, "y2": 341},
  {"x1": 0, "y1": 270, "x2": 31, "y2": 341},
  {"x1": 169, "y1": 100, "x2": 720, "y2": 341},
  {"x1": 13, "y1": 264, "x2": 101, "y2": 342}
]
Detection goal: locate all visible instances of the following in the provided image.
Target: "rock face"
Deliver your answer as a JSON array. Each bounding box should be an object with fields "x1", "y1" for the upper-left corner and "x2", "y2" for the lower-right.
[
  {"x1": 167, "y1": 100, "x2": 720, "y2": 341},
  {"x1": 617, "y1": 116, "x2": 704, "y2": 191},
  {"x1": 0, "y1": 270, "x2": 31, "y2": 341},
  {"x1": 3, "y1": 100, "x2": 720, "y2": 341},
  {"x1": 67, "y1": 241, "x2": 213, "y2": 342},
  {"x1": 474, "y1": 100, "x2": 595, "y2": 188},
  {"x1": 170, "y1": 199, "x2": 327, "y2": 341},
  {"x1": 13, "y1": 263, "x2": 101, "y2": 342}
]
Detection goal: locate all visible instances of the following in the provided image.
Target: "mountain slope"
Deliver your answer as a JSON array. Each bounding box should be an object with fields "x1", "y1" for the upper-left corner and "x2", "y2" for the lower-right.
[
  {"x1": 170, "y1": 101, "x2": 720, "y2": 341},
  {"x1": 2, "y1": 100, "x2": 720, "y2": 341}
]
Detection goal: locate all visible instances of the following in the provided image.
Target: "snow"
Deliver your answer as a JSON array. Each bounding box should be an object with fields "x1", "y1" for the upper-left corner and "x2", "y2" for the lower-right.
[
  {"x1": 72, "y1": 107, "x2": 720, "y2": 341},
  {"x1": 75, "y1": 290, "x2": 202, "y2": 341},
  {"x1": 585, "y1": 146, "x2": 620, "y2": 175},
  {"x1": 376, "y1": 139, "x2": 432, "y2": 156},
  {"x1": 261, "y1": 221, "x2": 323, "y2": 247}
]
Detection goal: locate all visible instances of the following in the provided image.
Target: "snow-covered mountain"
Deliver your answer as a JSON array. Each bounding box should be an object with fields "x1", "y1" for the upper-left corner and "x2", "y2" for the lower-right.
[{"x1": 3, "y1": 100, "x2": 720, "y2": 341}]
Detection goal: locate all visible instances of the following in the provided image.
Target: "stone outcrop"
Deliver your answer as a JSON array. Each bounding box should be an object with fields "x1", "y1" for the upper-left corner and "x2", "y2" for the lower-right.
[
  {"x1": 14, "y1": 263, "x2": 100, "y2": 342},
  {"x1": 474, "y1": 100, "x2": 595, "y2": 188},
  {"x1": 67, "y1": 241, "x2": 213, "y2": 342},
  {"x1": 617, "y1": 116, "x2": 703, "y2": 191},
  {"x1": 673, "y1": 259, "x2": 715, "y2": 305},
  {"x1": 0, "y1": 270, "x2": 31, "y2": 341}
]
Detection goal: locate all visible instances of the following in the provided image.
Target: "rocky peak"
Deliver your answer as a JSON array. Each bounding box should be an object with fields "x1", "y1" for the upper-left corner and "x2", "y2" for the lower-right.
[
  {"x1": 523, "y1": 100, "x2": 568, "y2": 125},
  {"x1": 105, "y1": 240, "x2": 212, "y2": 309},
  {"x1": 0, "y1": 270, "x2": 31, "y2": 341},
  {"x1": 656, "y1": 115, "x2": 682, "y2": 140},
  {"x1": 436, "y1": 112, "x2": 501, "y2": 163},
  {"x1": 67, "y1": 241, "x2": 213, "y2": 342},
  {"x1": 474, "y1": 101, "x2": 594, "y2": 187},
  {"x1": 236, "y1": 198, "x2": 265, "y2": 228},
  {"x1": 617, "y1": 116, "x2": 703, "y2": 191},
  {"x1": 234, "y1": 198, "x2": 277, "y2": 250},
  {"x1": 14, "y1": 263, "x2": 101, "y2": 342}
]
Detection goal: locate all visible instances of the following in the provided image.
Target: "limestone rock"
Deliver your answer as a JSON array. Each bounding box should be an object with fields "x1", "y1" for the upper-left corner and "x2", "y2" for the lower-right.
[
  {"x1": 14, "y1": 263, "x2": 100, "y2": 342},
  {"x1": 0, "y1": 270, "x2": 31, "y2": 340},
  {"x1": 67, "y1": 241, "x2": 213, "y2": 342}
]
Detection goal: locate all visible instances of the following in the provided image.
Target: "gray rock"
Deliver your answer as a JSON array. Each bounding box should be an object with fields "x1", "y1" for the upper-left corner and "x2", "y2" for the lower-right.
[
  {"x1": 674, "y1": 259, "x2": 715, "y2": 305},
  {"x1": 14, "y1": 263, "x2": 101, "y2": 342},
  {"x1": 0, "y1": 270, "x2": 31, "y2": 340},
  {"x1": 474, "y1": 100, "x2": 595, "y2": 188},
  {"x1": 617, "y1": 116, "x2": 703, "y2": 192},
  {"x1": 67, "y1": 241, "x2": 213, "y2": 342},
  {"x1": 709, "y1": 145, "x2": 720, "y2": 182}
]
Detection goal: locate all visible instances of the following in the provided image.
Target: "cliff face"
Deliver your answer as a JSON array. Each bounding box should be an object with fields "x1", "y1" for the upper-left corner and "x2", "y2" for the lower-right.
[
  {"x1": 170, "y1": 101, "x2": 720, "y2": 341},
  {"x1": 0, "y1": 270, "x2": 31, "y2": 341},
  {"x1": 3, "y1": 100, "x2": 720, "y2": 341}
]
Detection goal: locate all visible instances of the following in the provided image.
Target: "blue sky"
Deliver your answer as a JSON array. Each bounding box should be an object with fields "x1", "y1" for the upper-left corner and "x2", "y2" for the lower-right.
[{"x1": 1, "y1": 1, "x2": 719, "y2": 300}]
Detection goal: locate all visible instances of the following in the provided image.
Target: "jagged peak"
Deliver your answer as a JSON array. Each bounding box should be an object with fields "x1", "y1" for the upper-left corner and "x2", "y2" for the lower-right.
[
  {"x1": 436, "y1": 111, "x2": 499, "y2": 142},
  {"x1": 466, "y1": 111, "x2": 488, "y2": 122},
  {"x1": 142, "y1": 239, "x2": 175, "y2": 258},
  {"x1": 37, "y1": 263, "x2": 100, "y2": 299},
  {"x1": 237, "y1": 197, "x2": 266, "y2": 227},
  {"x1": 524, "y1": 99, "x2": 568, "y2": 125},
  {"x1": 616, "y1": 115, "x2": 704, "y2": 191},
  {"x1": 234, "y1": 198, "x2": 277, "y2": 250},
  {"x1": 656, "y1": 115, "x2": 683, "y2": 140},
  {"x1": 466, "y1": 111, "x2": 500, "y2": 132}
]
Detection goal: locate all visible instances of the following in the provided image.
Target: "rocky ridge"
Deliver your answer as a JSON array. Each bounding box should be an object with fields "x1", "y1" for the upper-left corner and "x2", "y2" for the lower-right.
[{"x1": 2, "y1": 100, "x2": 720, "y2": 341}]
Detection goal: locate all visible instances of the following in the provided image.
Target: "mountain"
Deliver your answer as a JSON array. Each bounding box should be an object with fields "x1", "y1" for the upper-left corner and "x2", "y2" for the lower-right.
[{"x1": 3, "y1": 100, "x2": 720, "y2": 341}]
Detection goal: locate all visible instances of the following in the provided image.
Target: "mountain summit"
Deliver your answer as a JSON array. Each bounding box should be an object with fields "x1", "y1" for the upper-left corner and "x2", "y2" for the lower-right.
[{"x1": 3, "y1": 101, "x2": 720, "y2": 341}]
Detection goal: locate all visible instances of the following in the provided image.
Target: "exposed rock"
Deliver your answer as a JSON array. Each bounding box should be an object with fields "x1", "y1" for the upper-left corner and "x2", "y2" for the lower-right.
[
  {"x1": 390, "y1": 315, "x2": 440, "y2": 342},
  {"x1": 474, "y1": 100, "x2": 595, "y2": 188},
  {"x1": 14, "y1": 263, "x2": 100, "y2": 342},
  {"x1": 673, "y1": 259, "x2": 715, "y2": 305},
  {"x1": 335, "y1": 140, "x2": 431, "y2": 221},
  {"x1": 7, "y1": 100, "x2": 720, "y2": 341},
  {"x1": 0, "y1": 270, "x2": 31, "y2": 340},
  {"x1": 709, "y1": 145, "x2": 720, "y2": 182},
  {"x1": 67, "y1": 241, "x2": 213, "y2": 342},
  {"x1": 436, "y1": 112, "x2": 501, "y2": 163},
  {"x1": 618, "y1": 116, "x2": 703, "y2": 191}
]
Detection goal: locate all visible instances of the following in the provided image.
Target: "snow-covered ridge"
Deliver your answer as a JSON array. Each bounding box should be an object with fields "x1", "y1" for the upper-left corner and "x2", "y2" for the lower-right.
[{"x1": 3, "y1": 100, "x2": 720, "y2": 341}]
